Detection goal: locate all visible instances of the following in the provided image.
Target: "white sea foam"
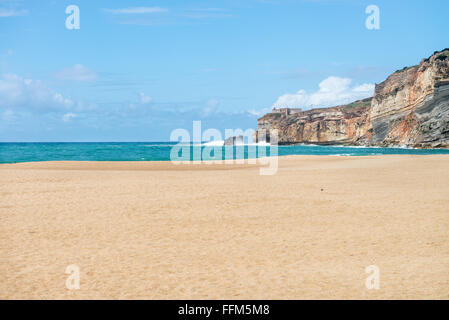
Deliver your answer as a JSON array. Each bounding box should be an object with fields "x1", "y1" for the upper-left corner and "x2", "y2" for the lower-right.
[
  {"x1": 202, "y1": 140, "x2": 271, "y2": 146},
  {"x1": 246, "y1": 141, "x2": 271, "y2": 146},
  {"x1": 203, "y1": 140, "x2": 224, "y2": 146},
  {"x1": 326, "y1": 144, "x2": 382, "y2": 149},
  {"x1": 143, "y1": 144, "x2": 177, "y2": 147}
]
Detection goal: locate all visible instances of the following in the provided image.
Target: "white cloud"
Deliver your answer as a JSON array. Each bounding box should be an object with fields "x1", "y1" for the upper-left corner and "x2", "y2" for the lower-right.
[
  {"x1": 206, "y1": 98, "x2": 219, "y2": 108},
  {"x1": 247, "y1": 107, "x2": 270, "y2": 117},
  {"x1": 273, "y1": 76, "x2": 375, "y2": 110},
  {"x1": 104, "y1": 7, "x2": 168, "y2": 14},
  {"x1": 0, "y1": 74, "x2": 74, "y2": 111},
  {"x1": 0, "y1": 8, "x2": 27, "y2": 17},
  {"x1": 62, "y1": 113, "x2": 77, "y2": 122},
  {"x1": 352, "y1": 83, "x2": 375, "y2": 92},
  {"x1": 53, "y1": 93, "x2": 73, "y2": 106},
  {"x1": 139, "y1": 92, "x2": 152, "y2": 104},
  {"x1": 182, "y1": 8, "x2": 231, "y2": 19},
  {"x1": 202, "y1": 98, "x2": 220, "y2": 116},
  {"x1": 53, "y1": 64, "x2": 97, "y2": 82}
]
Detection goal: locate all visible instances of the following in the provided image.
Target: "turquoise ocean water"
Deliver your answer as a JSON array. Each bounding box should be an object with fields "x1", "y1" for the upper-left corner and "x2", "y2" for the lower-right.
[{"x1": 1, "y1": 142, "x2": 449, "y2": 164}]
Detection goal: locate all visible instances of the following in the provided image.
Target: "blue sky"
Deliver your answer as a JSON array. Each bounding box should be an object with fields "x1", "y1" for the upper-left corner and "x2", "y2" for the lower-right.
[{"x1": 0, "y1": 0, "x2": 448, "y2": 141}]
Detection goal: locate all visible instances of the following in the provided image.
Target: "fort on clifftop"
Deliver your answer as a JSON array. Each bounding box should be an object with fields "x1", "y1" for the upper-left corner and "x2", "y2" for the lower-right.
[{"x1": 255, "y1": 49, "x2": 449, "y2": 148}]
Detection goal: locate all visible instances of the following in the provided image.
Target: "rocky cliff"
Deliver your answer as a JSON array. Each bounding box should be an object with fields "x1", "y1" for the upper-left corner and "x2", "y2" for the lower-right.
[
  {"x1": 256, "y1": 49, "x2": 449, "y2": 148},
  {"x1": 256, "y1": 98, "x2": 372, "y2": 145}
]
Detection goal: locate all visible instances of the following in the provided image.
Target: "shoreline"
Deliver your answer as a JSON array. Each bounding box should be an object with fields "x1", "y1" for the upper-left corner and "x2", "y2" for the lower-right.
[{"x1": 2, "y1": 153, "x2": 449, "y2": 167}]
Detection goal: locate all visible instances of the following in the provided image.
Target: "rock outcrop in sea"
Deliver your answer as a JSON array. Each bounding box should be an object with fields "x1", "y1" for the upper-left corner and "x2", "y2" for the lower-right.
[
  {"x1": 255, "y1": 49, "x2": 449, "y2": 148},
  {"x1": 224, "y1": 135, "x2": 244, "y2": 146}
]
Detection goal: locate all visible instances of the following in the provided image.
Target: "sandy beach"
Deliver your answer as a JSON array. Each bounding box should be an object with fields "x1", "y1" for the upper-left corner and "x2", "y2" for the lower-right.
[{"x1": 1, "y1": 155, "x2": 449, "y2": 299}]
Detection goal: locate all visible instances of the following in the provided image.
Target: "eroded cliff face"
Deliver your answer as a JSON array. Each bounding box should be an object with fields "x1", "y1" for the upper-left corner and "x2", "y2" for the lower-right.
[
  {"x1": 371, "y1": 50, "x2": 449, "y2": 147},
  {"x1": 256, "y1": 99, "x2": 372, "y2": 145},
  {"x1": 256, "y1": 49, "x2": 449, "y2": 148}
]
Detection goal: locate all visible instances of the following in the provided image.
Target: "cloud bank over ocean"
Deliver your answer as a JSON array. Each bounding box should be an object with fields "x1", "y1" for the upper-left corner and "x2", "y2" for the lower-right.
[
  {"x1": 273, "y1": 76, "x2": 375, "y2": 110},
  {"x1": 0, "y1": 72, "x2": 373, "y2": 141}
]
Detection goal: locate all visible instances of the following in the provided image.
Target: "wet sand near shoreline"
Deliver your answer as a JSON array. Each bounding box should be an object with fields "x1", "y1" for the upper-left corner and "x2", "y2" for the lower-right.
[{"x1": 1, "y1": 155, "x2": 449, "y2": 299}]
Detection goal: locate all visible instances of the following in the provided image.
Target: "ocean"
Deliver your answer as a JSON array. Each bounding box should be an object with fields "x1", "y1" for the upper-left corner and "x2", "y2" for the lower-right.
[{"x1": 1, "y1": 142, "x2": 449, "y2": 164}]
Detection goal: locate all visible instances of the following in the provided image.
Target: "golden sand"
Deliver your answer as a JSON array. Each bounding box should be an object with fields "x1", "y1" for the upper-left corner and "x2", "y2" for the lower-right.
[{"x1": 1, "y1": 155, "x2": 449, "y2": 299}]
